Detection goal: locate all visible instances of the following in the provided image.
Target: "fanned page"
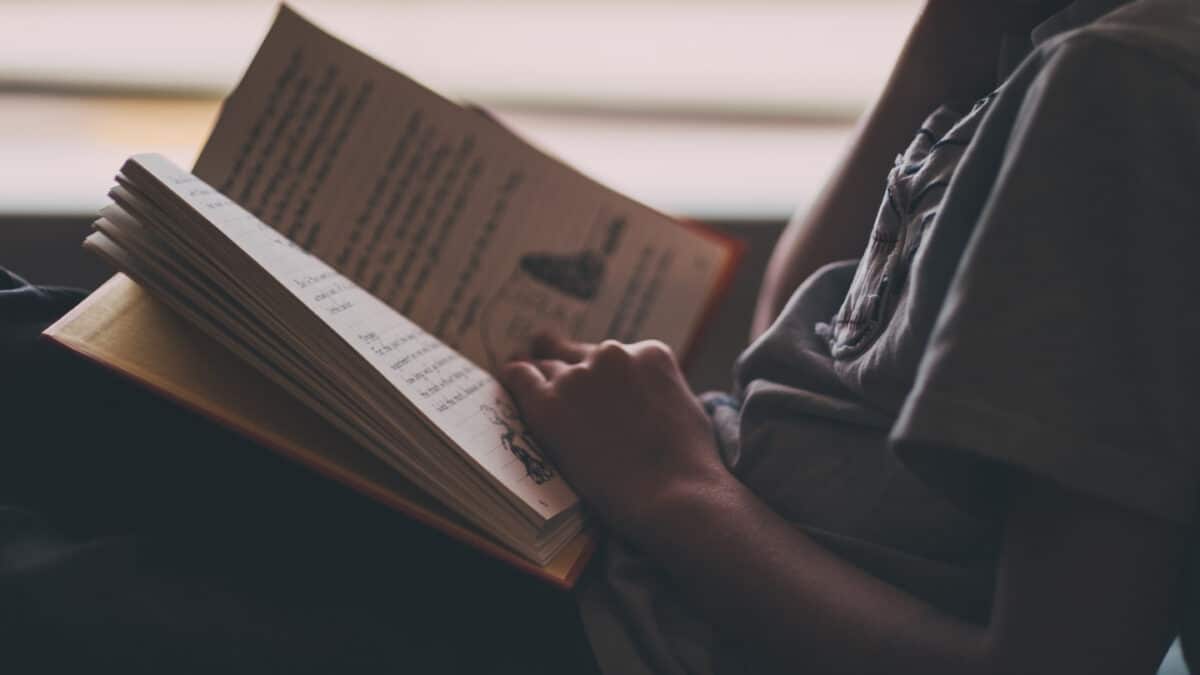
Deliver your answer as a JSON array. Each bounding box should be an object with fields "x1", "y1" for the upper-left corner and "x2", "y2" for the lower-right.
[
  {"x1": 126, "y1": 154, "x2": 578, "y2": 522},
  {"x1": 193, "y1": 5, "x2": 734, "y2": 372}
]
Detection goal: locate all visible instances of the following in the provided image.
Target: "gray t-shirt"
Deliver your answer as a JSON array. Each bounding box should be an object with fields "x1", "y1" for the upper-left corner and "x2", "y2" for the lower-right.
[{"x1": 579, "y1": 1, "x2": 1200, "y2": 673}]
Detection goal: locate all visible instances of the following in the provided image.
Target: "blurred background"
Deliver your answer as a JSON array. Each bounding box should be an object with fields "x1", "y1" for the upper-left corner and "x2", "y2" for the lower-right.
[
  {"x1": 0, "y1": 0, "x2": 920, "y2": 218},
  {"x1": 1, "y1": 6, "x2": 1196, "y2": 672},
  {"x1": 0, "y1": 0, "x2": 919, "y2": 385}
]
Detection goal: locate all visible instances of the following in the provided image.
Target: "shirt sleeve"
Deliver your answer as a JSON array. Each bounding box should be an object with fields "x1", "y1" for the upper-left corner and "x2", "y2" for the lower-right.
[{"x1": 890, "y1": 34, "x2": 1200, "y2": 525}]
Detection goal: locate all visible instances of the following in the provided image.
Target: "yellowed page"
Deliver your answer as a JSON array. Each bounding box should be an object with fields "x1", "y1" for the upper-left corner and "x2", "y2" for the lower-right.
[
  {"x1": 126, "y1": 153, "x2": 577, "y2": 521},
  {"x1": 43, "y1": 275, "x2": 595, "y2": 588},
  {"x1": 193, "y1": 5, "x2": 733, "y2": 372}
]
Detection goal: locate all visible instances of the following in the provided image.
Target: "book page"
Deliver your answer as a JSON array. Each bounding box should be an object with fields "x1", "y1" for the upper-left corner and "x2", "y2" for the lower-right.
[
  {"x1": 43, "y1": 274, "x2": 595, "y2": 586},
  {"x1": 129, "y1": 154, "x2": 577, "y2": 521},
  {"x1": 193, "y1": 5, "x2": 734, "y2": 372}
]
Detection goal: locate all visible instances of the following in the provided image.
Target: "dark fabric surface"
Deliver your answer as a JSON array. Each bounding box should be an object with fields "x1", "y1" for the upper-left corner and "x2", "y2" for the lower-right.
[
  {"x1": 581, "y1": 2, "x2": 1200, "y2": 671},
  {"x1": 0, "y1": 267, "x2": 598, "y2": 674}
]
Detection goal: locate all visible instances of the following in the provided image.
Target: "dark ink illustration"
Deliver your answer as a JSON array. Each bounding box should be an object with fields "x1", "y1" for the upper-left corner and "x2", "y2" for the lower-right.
[
  {"x1": 480, "y1": 214, "x2": 626, "y2": 369},
  {"x1": 480, "y1": 402, "x2": 555, "y2": 485},
  {"x1": 518, "y1": 249, "x2": 605, "y2": 301}
]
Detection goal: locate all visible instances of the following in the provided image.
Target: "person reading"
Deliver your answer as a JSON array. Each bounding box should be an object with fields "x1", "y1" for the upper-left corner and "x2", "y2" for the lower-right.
[
  {"x1": 2, "y1": 0, "x2": 1198, "y2": 673},
  {"x1": 498, "y1": 0, "x2": 1200, "y2": 672}
]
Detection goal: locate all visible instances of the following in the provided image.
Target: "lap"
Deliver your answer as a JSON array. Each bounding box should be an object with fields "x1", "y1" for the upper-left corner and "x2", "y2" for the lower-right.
[{"x1": 0, "y1": 267, "x2": 598, "y2": 674}]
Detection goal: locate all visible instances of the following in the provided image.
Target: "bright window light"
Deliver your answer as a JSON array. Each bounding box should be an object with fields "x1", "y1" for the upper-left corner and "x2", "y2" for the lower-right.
[{"x1": 0, "y1": 1, "x2": 920, "y2": 219}]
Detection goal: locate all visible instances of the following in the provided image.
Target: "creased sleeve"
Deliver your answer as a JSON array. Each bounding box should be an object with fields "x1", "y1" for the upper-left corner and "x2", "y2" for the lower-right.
[{"x1": 891, "y1": 35, "x2": 1200, "y2": 524}]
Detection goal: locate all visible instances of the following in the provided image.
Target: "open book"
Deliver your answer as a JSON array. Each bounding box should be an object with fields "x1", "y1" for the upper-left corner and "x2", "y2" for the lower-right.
[{"x1": 45, "y1": 5, "x2": 739, "y2": 585}]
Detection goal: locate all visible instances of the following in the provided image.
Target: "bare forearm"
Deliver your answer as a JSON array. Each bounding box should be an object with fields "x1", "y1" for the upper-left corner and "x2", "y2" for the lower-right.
[
  {"x1": 752, "y1": 2, "x2": 1006, "y2": 337},
  {"x1": 629, "y1": 472, "x2": 988, "y2": 674},
  {"x1": 503, "y1": 334, "x2": 1185, "y2": 675},
  {"x1": 624, "y1": 464, "x2": 1185, "y2": 675}
]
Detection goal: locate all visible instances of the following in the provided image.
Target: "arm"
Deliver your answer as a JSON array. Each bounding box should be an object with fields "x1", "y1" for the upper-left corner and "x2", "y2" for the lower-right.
[
  {"x1": 752, "y1": 1, "x2": 1007, "y2": 338},
  {"x1": 501, "y1": 335, "x2": 1184, "y2": 674},
  {"x1": 637, "y1": 454, "x2": 1183, "y2": 675}
]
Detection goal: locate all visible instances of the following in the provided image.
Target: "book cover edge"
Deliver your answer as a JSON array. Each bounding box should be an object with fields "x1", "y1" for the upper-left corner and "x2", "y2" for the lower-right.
[{"x1": 42, "y1": 281, "x2": 596, "y2": 590}]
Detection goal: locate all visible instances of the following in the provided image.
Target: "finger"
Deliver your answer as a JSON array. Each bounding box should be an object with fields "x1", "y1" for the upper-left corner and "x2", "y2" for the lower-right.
[
  {"x1": 497, "y1": 361, "x2": 548, "y2": 406},
  {"x1": 629, "y1": 339, "x2": 676, "y2": 365},
  {"x1": 533, "y1": 358, "x2": 571, "y2": 381},
  {"x1": 530, "y1": 331, "x2": 592, "y2": 363}
]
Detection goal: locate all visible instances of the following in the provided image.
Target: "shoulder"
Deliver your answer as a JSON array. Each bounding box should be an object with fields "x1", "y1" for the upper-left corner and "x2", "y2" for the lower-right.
[
  {"x1": 993, "y1": 18, "x2": 1200, "y2": 173},
  {"x1": 1029, "y1": 0, "x2": 1200, "y2": 101}
]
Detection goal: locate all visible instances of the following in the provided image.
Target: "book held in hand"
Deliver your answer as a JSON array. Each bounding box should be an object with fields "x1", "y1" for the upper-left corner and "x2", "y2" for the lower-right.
[{"x1": 44, "y1": 5, "x2": 740, "y2": 586}]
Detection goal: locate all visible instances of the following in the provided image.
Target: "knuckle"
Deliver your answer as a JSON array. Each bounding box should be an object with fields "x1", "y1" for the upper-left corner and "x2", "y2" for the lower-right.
[
  {"x1": 646, "y1": 339, "x2": 673, "y2": 356},
  {"x1": 558, "y1": 362, "x2": 589, "y2": 387},
  {"x1": 639, "y1": 340, "x2": 675, "y2": 364},
  {"x1": 594, "y1": 339, "x2": 629, "y2": 364},
  {"x1": 598, "y1": 338, "x2": 624, "y2": 352},
  {"x1": 498, "y1": 361, "x2": 526, "y2": 385}
]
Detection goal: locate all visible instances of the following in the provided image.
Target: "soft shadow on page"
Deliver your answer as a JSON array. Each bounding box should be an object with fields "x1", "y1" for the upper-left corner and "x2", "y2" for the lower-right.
[
  {"x1": 192, "y1": 5, "x2": 731, "y2": 374},
  {"x1": 129, "y1": 154, "x2": 578, "y2": 522}
]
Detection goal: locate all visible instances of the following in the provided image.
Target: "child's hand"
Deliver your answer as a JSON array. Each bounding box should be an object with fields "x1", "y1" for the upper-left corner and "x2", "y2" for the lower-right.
[{"x1": 499, "y1": 333, "x2": 728, "y2": 538}]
